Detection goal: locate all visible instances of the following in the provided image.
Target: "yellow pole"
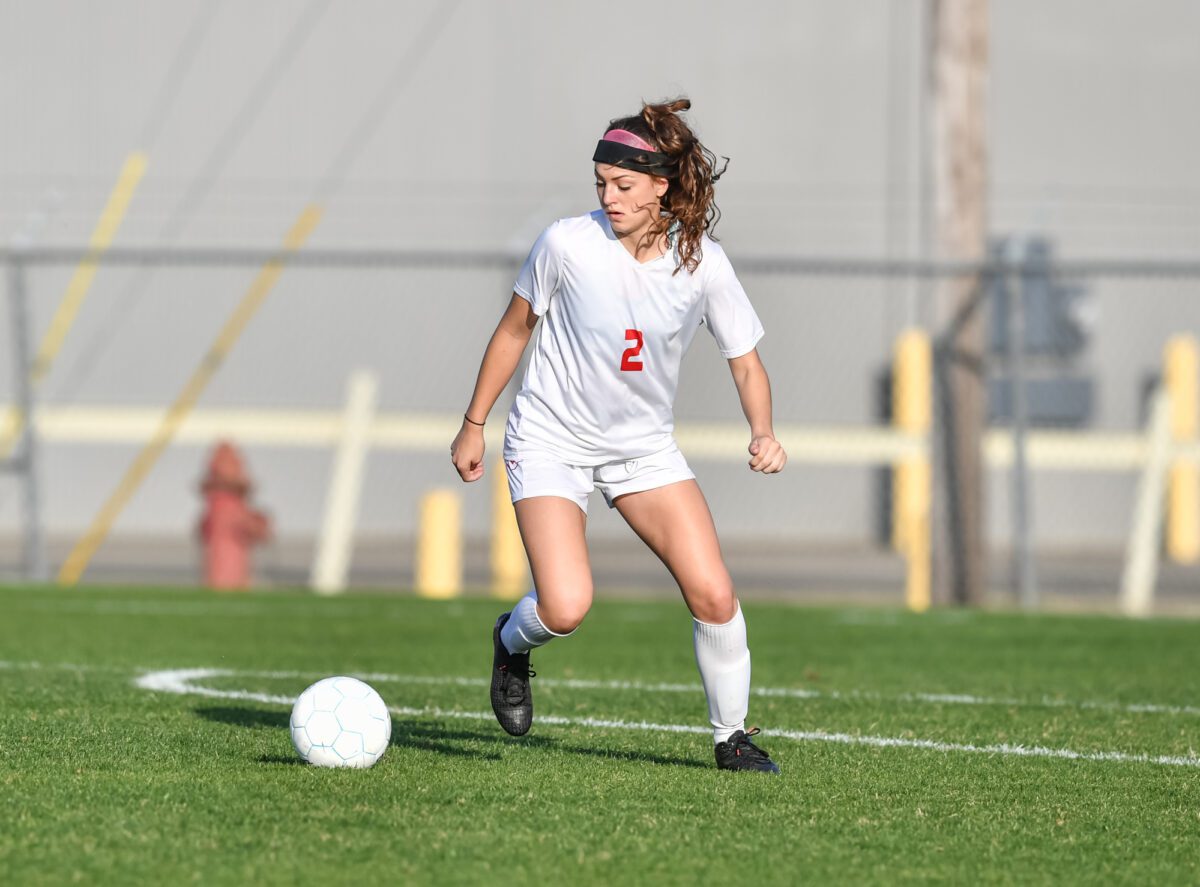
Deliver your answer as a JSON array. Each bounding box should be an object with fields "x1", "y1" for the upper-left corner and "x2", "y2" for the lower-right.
[
  {"x1": 906, "y1": 507, "x2": 932, "y2": 614},
  {"x1": 1165, "y1": 334, "x2": 1199, "y2": 564},
  {"x1": 2, "y1": 153, "x2": 148, "y2": 458},
  {"x1": 57, "y1": 206, "x2": 322, "y2": 586},
  {"x1": 416, "y1": 489, "x2": 462, "y2": 599},
  {"x1": 892, "y1": 328, "x2": 932, "y2": 611},
  {"x1": 490, "y1": 457, "x2": 526, "y2": 599},
  {"x1": 34, "y1": 152, "x2": 149, "y2": 383}
]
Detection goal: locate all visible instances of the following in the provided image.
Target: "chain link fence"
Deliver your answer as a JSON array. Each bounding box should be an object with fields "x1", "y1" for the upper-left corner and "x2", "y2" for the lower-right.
[{"x1": 2, "y1": 245, "x2": 1198, "y2": 609}]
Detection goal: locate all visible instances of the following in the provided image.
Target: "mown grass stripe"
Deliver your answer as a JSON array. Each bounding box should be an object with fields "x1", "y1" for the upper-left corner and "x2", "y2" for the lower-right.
[
  {"x1": 132, "y1": 667, "x2": 1200, "y2": 770},
  {"x1": 9, "y1": 658, "x2": 1198, "y2": 717}
]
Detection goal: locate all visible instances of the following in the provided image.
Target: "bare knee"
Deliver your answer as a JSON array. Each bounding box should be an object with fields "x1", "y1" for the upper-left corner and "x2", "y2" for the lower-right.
[
  {"x1": 536, "y1": 588, "x2": 592, "y2": 635},
  {"x1": 685, "y1": 576, "x2": 737, "y2": 624}
]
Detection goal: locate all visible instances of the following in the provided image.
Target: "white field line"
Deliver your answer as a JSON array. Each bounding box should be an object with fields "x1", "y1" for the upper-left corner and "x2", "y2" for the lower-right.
[
  {"x1": 134, "y1": 668, "x2": 1200, "y2": 770},
  {"x1": 9, "y1": 598, "x2": 1193, "y2": 710},
  {"x1": 0, "y1": 659, "x2": 131, "y2": 673},
  {"x1": 5, "y1": 658, "x2": 1199, "y2": 718},
  {"x1": 173, "y1": 665, "x2": 1200, "y2": 719}
]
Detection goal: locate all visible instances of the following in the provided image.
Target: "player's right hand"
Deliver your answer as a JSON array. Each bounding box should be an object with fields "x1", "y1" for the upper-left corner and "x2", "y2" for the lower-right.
[{"x1": 451, "y1": 421, "x2": 486, "y2": 482}]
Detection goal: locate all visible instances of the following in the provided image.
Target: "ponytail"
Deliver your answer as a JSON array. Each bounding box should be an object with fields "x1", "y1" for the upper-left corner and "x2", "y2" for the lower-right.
[{"x1": 603, "y1": 97, "x2": 728, "y2": 275}]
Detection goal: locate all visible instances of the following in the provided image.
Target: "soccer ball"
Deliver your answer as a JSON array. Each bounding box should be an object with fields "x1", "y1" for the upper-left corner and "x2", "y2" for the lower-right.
[{"x1": 289, "y1": 676, "x2": 392, "y2": 768}]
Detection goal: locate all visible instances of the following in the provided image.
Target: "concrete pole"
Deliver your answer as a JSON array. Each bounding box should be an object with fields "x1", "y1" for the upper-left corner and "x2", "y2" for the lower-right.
[
  {"x1": 311, "y1": 370, "x2": 379, "y2": 594},
  {"x1": 7, "y1": 258, "x2": 48, "y2": 581},
  {"x1": 930, "y1": 0, "x2": 989, "y2": 606}
]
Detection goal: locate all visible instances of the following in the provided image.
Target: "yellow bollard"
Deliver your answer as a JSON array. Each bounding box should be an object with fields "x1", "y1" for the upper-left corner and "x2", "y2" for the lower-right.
[
  {"x1": 891, "y1": 329, "x2": 932, "y2": 611},
  {"x1": 1165, "y1": 334, "x2": 1199, "y2": 564},
  {"x1": 490, "y1": 457, "x2": 527, "y2": 599},
  {"x1": 905, "y1": 510, "x2": 932, "y2": 613},
  {"x1": 416, "y1": 490, "x2": 462, "y2": 599}
]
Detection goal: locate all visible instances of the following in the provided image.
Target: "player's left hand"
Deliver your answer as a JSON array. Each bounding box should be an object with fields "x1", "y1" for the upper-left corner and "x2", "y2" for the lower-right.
[{"x1": 748, "y1": 435, "x2": 787, "y2": 474}]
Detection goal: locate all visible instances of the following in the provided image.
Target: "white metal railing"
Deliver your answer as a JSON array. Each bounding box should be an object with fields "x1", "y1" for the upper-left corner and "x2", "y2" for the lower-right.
[
  {"x1": 2, "y1": 382, "x2": 1197, "y2": 600},
  {"x1": 6, "y1": 404, "x2": 1196, "y2": 466}
]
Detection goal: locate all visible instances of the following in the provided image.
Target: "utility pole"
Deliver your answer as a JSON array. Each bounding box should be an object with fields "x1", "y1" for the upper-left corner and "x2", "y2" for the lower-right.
[{"x1": 929, "y1": 0, "x2": 989, "y2": 605}]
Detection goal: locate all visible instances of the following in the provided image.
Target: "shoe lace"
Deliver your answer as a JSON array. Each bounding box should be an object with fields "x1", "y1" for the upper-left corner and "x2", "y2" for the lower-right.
[
  {"x1": 498, "y1": 656, "x2": 535, "y2": 702},
  {"x1": 733, "y1": 727, "x2": 772, "y2": 761}
]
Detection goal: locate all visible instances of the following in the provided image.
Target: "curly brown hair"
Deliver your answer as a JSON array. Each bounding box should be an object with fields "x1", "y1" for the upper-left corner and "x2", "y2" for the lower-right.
[{"x1": 604, "y1": 97, "x2": 728, "y2": 275}]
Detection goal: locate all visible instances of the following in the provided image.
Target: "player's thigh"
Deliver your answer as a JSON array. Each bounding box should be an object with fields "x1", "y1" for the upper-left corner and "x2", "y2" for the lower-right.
[
  {"x1": 612, "y1": 479, "x2": 736, "y2": 623},
  {"x1": 513, "y1": 495, "x2": 593, "y2": 632}
]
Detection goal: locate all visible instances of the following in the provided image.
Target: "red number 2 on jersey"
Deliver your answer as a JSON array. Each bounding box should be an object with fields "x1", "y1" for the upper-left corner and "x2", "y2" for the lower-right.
[{"x1": 621, "y1": 329, "x2": 644, "y2": 372}]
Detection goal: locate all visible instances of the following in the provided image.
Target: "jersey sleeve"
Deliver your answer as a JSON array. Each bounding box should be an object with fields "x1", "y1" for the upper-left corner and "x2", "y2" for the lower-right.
[
  {"x1": 701, "y1": 246, "x2": 764, "y2": 358},
  {"x1": 513, "y1": 222, "x2": 564, "y2": 316}
]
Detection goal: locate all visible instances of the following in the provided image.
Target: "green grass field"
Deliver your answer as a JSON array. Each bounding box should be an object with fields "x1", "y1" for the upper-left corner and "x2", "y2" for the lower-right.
[{"x1": 2, "y1": 586, "x2": 1199, "y2": 885}]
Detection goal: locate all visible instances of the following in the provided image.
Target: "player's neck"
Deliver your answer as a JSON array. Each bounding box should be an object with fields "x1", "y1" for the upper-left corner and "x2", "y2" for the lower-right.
[{"x1": 615, "y1": 222, "x2": 668, "y2": 264}]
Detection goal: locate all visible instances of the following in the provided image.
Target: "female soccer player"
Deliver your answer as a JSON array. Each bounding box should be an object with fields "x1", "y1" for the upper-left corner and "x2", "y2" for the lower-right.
[{"x1": 450, "y1": 98, "x2": 786, "y2": 773}]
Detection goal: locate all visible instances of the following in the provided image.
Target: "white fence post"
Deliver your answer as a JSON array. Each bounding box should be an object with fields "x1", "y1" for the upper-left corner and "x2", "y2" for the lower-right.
[
  {"x1": 310, "y1": 370, "x2": 379, "y2": 595},
  {"x1": 1120, "y1": 389, "x2": 1174, "y2": 617}
]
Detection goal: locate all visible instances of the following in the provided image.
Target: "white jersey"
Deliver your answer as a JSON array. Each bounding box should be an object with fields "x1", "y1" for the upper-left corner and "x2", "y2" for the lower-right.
[{"x1": 504, "y1": 210, "x2": 764, "y2": 463}]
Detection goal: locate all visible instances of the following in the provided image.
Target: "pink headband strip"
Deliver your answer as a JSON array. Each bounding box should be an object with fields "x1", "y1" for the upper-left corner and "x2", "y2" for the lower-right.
[{"x1": 602, "y1": 128, "x2": 657, "y2": 152}]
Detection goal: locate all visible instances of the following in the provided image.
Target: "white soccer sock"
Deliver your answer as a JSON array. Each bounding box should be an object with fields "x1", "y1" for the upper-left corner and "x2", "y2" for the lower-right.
[
  {"x1": 500, "y1": 589, "x2": 571, "y2": 654},
  {"x1": 693, "y1": 605, "x2": 751, "y2": 744}
]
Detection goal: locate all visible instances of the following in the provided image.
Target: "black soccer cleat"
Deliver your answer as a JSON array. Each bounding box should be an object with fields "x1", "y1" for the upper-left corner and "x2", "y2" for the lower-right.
[
  {"x1": 715, "y1": 727, "x2": 781, "y2": 774},
  {"x1": 490, "y1": 613, "x2": 535, "y2": 736}
]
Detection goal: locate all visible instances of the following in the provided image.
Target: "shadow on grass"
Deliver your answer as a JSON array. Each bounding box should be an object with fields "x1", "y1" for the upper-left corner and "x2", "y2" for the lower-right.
[
  {"x1": 388, "y1": 719, "x2": 557, "y2": 761},
  {"x1": 196, "y1": 706, "x2": 707, "y2": 769},
  {"x1": 392, "y1": 719, "x2": 709, "y2": 769},
  {"x1": 197, "y1": 706, "x2": 288, "y2": 730},
  {"x1": 558, "y1": 744, "x2": 710, "y2": 770},
  {"x1": 195, "y1": 706, "x2": 515, "y2": 761},
  {"x1": 257, "y1": 754, "x2": 306, "y2": 765}
]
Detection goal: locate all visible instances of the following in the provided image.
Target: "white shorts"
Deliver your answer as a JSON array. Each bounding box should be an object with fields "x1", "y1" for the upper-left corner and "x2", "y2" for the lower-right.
[{"x1": 504, "y1": 443, "x2": 696, "y2": 513}]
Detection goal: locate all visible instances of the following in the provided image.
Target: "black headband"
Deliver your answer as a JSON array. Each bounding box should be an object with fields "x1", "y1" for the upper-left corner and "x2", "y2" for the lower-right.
[{"x1": 592, "y1": 139, "x2": 673, "y2": 177}]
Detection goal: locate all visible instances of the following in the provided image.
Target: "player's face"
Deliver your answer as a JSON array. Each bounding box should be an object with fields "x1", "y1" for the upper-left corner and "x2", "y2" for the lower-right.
[{"x1": 594, "y1": 164, "x2": 669, "y2": 239}]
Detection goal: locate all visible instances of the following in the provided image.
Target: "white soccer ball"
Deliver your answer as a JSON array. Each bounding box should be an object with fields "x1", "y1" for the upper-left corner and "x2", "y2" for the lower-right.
[{"x1": 289, "y1": 676, "x2": 392, "y2": 768}]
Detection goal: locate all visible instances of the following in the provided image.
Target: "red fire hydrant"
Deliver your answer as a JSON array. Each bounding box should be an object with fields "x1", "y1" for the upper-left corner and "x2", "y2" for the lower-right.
[{"x1": 197, "y1": 441, "x2": 272, "y2": 590}]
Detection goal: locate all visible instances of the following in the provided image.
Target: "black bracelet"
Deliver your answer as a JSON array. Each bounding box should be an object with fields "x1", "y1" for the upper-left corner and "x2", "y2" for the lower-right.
[{"x1": 463, "y1": 413, "x2": 485, "y2": 427}]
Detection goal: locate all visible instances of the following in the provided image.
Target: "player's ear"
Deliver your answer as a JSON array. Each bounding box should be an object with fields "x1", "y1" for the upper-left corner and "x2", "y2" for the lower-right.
[{"x1": 653, "y1": 176, "x2": 669, "y2": 199}]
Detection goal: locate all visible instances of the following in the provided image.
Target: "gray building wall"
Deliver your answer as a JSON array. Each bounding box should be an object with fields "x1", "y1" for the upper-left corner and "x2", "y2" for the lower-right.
[{"x1": 1, "y1": 0, "x2": 1198, "y2": 559}]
